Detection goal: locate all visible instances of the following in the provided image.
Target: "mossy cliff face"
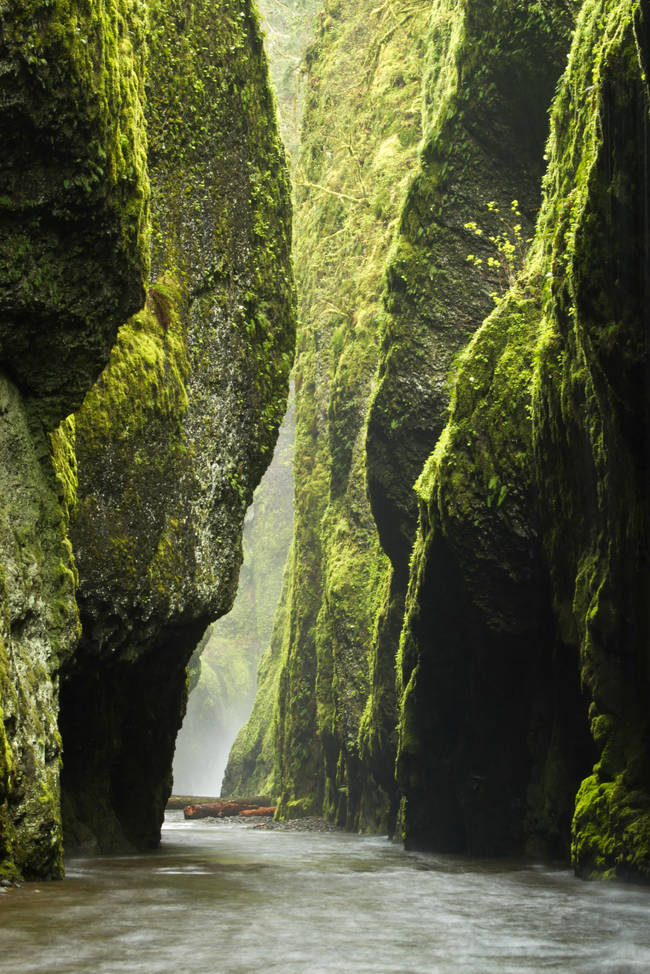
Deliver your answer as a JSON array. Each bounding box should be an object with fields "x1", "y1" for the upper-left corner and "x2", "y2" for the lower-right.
[
  {"x1": 365, "y1": 0, "x2": 573, "y2": 575},
  {"x1": 0, "y1": 2, "x2": 149, "y2": 877},
  {"x1": 0, "y1": 393, "x2": 79, "y2": 879},
  {"x1": 222, "y1": 566, "x2": 290, "y2": 799},
  {"x1": 534, "y1": 0, "x2": 650, "y2": 880},
  {"x1": 0, "y1": 0, "x2": 149, "y2": 427},
  {"x1": 176, "y1": 399, "x2": 294, "y2": 798},
  {"x1": 270, "y1": 0, "x2": 427, "y2": 824},
  {"x1": 59, "y1": 0, "x2": 295, "y2": 852},
  {"x1": 396, "y1": 0, "x2": 650, "y2": 878},
  {"x1": 360, "y1": 0, "x2": 576, "y2": 831}
]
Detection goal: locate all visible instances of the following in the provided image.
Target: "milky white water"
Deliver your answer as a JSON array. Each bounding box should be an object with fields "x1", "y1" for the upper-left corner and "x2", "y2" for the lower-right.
[{"x1": 2, "y1": 811, "x2": 650, "y2": 973}]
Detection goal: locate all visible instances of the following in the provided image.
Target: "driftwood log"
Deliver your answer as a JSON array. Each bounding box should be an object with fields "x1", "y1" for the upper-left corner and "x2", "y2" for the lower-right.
[{"x1": 182, "y1": 798, "x2": 275, "y2": 819}]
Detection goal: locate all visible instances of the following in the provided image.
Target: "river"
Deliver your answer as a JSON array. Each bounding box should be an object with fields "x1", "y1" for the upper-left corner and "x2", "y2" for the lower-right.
[{"x1": 2, "y1": 811, "x2": 650, "y2": 973}]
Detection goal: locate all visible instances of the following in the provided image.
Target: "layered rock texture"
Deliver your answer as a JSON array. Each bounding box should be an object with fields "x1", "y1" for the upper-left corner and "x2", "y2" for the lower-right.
[
  {"x1": 0, "y1": 0, "x2": 294, "y2": 875},
  {"x1": 235, "y1": 0, "x2": 650, "y2": 881}
]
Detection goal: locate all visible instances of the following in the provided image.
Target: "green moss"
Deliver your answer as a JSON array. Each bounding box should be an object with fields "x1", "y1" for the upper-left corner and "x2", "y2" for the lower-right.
[
  {"x1": 366, "y1": 0, "x2": 574, "y2": 575},
  {"x1": 0, "y1": 0, "x2": 150, "y2": 425},
  {"x1": 391, "y1": 0, "x2": 649, "y2": 873},
  {"x1": 361, "y1": 0, "x2": 576, "y2": 843},
  {"x1": 0, "y1": 375, "x2": 80, "y2": 878},
  {"x1": 531, "y1": 0, "x2": 650, "y2": 880},
  {"x1": 62, "y1": 0, "x2": 295, "y2": 853},
  {"x1": 213, "y1": 397, "x2": 294, "y2": 796},
  {"x1": 268, "y1": 0, "x2": 427, "y2": 826},
  {"x1": 572, "y1": 773, "x2": 650, "y2": 882}
]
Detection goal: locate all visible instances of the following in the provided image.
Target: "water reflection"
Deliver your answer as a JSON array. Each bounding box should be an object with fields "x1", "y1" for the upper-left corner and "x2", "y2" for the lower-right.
[{"x1": 1, "y1": 812, "x2": 649, "y2": 973}]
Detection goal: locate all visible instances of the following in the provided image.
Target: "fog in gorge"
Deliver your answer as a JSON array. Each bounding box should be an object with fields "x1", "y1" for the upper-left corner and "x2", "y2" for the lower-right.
[{"x1": 172, "y1": 400, "x2": 295, "y2": 797}]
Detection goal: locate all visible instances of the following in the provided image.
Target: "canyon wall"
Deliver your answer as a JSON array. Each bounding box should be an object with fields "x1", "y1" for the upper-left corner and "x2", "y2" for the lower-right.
[
  {"x1": 0, "y1": 0, "x2": 150, "y2": 878},
  {"x1": 396, "y1": 0, "x2": 649, "y2": 880},
  {"x1": 0, "y1": 0, "x2": 294, "y2": 874},
  {"x1": 60, "y1": 0, "x2": 294, "y2": 853},
  {"x1": 237, "y1": 0, "x2": 650, "y2": 880}
]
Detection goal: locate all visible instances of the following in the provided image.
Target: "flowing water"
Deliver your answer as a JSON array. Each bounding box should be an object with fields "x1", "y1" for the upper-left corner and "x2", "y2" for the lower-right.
[{"x1": 2, "y1": 811, "x2": 650, "y2": 973}]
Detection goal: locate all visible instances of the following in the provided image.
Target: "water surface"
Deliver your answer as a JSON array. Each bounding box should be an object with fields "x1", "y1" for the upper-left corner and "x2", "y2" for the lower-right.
[{"x1": 2, "y1": 811, "x2": 650, "y2": 973}]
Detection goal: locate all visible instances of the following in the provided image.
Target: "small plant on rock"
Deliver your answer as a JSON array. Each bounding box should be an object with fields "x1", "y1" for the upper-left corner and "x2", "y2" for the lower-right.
[{"x1": 464, "y1": 200, "x2": 530, "y2": 303}]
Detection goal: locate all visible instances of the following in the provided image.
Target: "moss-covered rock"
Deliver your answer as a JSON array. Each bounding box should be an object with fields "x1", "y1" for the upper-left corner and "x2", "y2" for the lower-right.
[
  {"x1": 0, "y1": 0, "x2": 149, "y2": 878},
  {"x1": 395, "y1": 0, "x2": 650, "y2": 877},
  {"x1": 269, "y1": 0, "x2": 427, "y2": 826},
  {"x1": 221, "y1": 565, "x2": 291, "y2": 799},
  {"x1": 60, "y1": 0, "x2": 295, "y2": 852},
  {"x1": 176, "y1": 398, "x2": 294, "y2": 797},
  {"x1": 361, "y1": 0, "x2": 576, "y2": 830},
  {"x1": 0, "y1": 0, "x2": 150, "y2": 427},
  {"x1": 0, "y1": 380, "x2": 79, "y2": 878},
  {"x1": 532, "y1": 0, "x2": 650, "y2": 880}
]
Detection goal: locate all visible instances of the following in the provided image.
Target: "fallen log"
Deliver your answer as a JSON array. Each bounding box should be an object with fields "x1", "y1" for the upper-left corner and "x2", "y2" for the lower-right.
[
  {"x1": 167, "y1": 795, "x2": 220, "y2": 810},
  {"x1": 183, "y1": 802, "x2": 226, "y2": 819},
  {"x1": 183, "y1": 798, "x2": 275, "y2": 819},
  {"x1": 238, "y1": 807, "x2": 276, "y2": 817}
]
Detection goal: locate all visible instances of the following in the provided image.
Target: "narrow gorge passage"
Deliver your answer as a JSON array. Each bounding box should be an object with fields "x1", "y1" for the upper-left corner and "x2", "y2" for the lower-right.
[{"x1": 1, "y1": 0, "x2": 650, "y2": 969}]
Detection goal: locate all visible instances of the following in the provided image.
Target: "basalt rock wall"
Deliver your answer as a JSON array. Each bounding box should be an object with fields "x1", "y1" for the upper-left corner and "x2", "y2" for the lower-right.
[
  {"x1": 360, "y1": 0, "x2": 576, "y2": 833},
  {"x1": 0, "y1": 0, "x2": 294, "y2": 874},
  {"x1": 0, "y1": 0, "x2": 149, "y2": 877},
  {"x1": 396, "y1": 0, "x2": 650, "y2": 878},
  {"x1": 265, "y1": 0, "x2": 428, "y2": 825},
  {"x1": 60, "y1": 0, "x2": 295, "y2": 853},
  {"x1": 236, "y1": 0, "x2": 650, "y2": 882}
]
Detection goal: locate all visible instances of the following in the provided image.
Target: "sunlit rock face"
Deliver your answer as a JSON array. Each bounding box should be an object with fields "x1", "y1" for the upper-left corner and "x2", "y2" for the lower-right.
[
  {"x1": 0, "y1": 0, "x2": 149, "y2": 878},
  {"x1": 396, "y1": 0, "x2": 650, "y2": 878},
  {"x1": 59, "y1": 0, "x2": 295, "y2": 853}
]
